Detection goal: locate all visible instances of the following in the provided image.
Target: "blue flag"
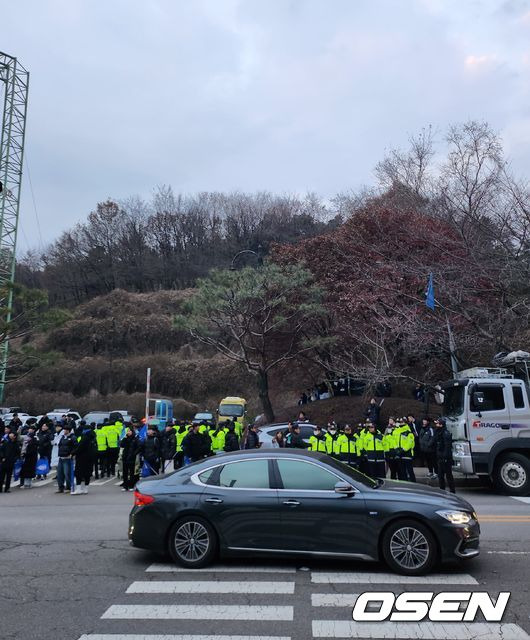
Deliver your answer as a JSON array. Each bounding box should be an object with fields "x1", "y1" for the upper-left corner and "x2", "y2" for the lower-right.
[{"x1": 425, "y1": 272, "x2": 435, "y2": 310}]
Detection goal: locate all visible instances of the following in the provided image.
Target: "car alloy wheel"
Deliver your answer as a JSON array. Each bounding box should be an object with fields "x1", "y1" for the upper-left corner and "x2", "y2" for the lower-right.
[
  {"x1": 389, "y1": 526, "x2": 430, "y2": 571},
  {"x1": 174, "y1": 520, "x2": 210, "y2": 563}
]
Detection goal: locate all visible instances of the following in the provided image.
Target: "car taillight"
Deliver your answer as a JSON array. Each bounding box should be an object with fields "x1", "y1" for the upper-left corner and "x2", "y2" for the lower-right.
[{"x1": 134, "y1": 490, "x2": 155, "y2": 507}]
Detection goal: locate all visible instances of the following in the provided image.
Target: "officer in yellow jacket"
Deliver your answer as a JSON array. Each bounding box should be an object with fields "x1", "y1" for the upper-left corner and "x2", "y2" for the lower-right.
[
  {"x1": 395, "y1": 421, "x2": 416, "y2": 482},
  {"x1": 308, "y1": 426, "x2": 328, "y2": 453},
  {"x1": 209, "y1": 425, "x2": 227, "y2": 454},
  {"x1": 336, "y1": 425, "x2": 360, "y2": 468},
  {"x1": 173, "y1": 421, "x2": 188, "y2": 469},
  {"x1": 325, "y1": 423, "x2": 340, "y2": 458},
  {"x1": 95, "y1": 423, "x2": 108, "y2": 479},
  {"x1": 360, "y1": 422, "x2": 387, "y2": 479},
  {"x1": 102, "y1": 420, "x2": 120, "y2": 477}
]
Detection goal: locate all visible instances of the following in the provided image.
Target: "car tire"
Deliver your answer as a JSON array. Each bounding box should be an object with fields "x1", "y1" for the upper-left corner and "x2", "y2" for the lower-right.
[
  {"x1": 168, "y1": 516, "x2": 217, "y2": 568},
  {"x1": 381, "y1": 519, "x2": 437, "y2": 575},
  {"x1": 493, "y1": 453, "x2": 530, "y2": 496}
]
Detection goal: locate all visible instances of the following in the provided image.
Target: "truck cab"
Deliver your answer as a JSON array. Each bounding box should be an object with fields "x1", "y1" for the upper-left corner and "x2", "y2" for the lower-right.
[{"x1": 442, "y1": 365, "x2": 530, "y2": 495}]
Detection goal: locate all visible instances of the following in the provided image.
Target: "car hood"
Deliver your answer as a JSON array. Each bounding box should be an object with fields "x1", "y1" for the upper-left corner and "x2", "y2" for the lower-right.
[{"x1": 374, "y1": 479, "x2": 475, "y2": 512}]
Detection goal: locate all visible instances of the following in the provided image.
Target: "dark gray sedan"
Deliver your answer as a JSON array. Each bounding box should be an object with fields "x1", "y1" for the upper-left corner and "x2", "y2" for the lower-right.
[{"x1": 128, "y1": 449, "x2": 480, "y2": 575}]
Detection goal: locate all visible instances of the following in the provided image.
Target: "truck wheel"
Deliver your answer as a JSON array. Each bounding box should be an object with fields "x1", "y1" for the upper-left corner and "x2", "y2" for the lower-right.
[{"x1": 493, "y1": 453, "x2": 530, "y2": 496}]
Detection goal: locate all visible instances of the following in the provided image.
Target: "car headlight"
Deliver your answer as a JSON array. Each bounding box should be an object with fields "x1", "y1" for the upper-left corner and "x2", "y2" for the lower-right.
[
  {"x1": 453, "y1": 442, "x2": 467, "y2": 455},
  {"x1": 436, "y1": 510, "x2": 474, "y2": 524}
]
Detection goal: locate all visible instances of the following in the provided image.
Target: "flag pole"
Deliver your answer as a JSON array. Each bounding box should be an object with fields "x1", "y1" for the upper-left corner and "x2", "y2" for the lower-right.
[{"x1": 445, "y1": 315, "x2": 459, "y2": 378}]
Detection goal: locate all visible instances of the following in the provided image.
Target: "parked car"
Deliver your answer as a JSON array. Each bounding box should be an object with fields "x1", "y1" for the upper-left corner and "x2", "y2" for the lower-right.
[
  {"x1": 82, "y1": 411, "x2": 124, "y2": 426},
  {"x1": 192, "y1": 412, "x2": 215, "y2": 427},
  {"x1": 38, "y1": 410, "x2": 82, "y2": 425},
  {"x1": 258, "y1": 422, "x2": 320, "y2": 447},
  {"x1": 1, "y1": 413, "x2": 36, "y2": 426},
  {"x1": 129, "y1": 449, "x2": 480, "y2": 575}
]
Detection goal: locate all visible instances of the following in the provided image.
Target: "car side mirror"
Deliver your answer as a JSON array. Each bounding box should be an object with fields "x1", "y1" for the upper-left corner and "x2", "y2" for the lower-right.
[{"x1": 334, "y1": 481, "x2": 355, "y2": 495}]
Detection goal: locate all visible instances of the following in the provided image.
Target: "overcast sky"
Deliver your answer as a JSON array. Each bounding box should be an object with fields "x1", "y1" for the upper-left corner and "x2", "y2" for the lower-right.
[{"x1": 3, "y1": 0, "x2": 530, "y2": 251}]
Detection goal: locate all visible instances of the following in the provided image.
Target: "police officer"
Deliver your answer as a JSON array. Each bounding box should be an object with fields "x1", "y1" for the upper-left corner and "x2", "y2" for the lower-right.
[
  {"x1": 395, "y1": 420, "x2": 416, "y2": 482},
  {"x1": 95, "y1": 423, "x2": 107, "y2": 479},
  {"x1": 361, "y1": 422, "x2": 386, "y2": 479},
  {"x1": 383, "y1": 418, "x2": 399, "y2": 480},
  {"x1": 103, "y1": 420, "x2": 120, "y2": 477},
  {"x1": 173, "y1": 421, "x2": 188, "y2": 468},
  {"x1": 336, "y1": 425, "x2": 360, "y2": 468},
  {"x1": 309, "y1": 426, "x2": 327, "y2": 453},
  {"x1": 326, "y1": 423, "x2": 340, "y2": 458},
  {"x1": 207, "y1": 423, "x2": 225, "y2": 454}
]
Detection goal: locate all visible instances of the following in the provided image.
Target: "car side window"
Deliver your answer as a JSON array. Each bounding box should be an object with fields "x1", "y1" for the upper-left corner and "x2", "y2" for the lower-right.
[
  {"x1": 300, "y1": 425, "x2": 314, "y2": 439},
  {"x1": 198, "y1": 468, "x2": 217, "y2": 485},
  {"x1": 470, "y1": 385, "x2": 505, "y2": 412},
  {"x1": 512, "y1": 386, "x2": 525, "y2": 409},
  {"x1": 277, "y1": 459, "x2": 338, "y2": 491},
  {"x1": 217, "y1": 460, "x2": 270, "y2": 489}
]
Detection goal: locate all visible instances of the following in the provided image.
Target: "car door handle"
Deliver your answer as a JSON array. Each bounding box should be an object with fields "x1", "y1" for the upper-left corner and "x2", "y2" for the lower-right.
[
  {"x1": 205, "y1": 497, "x2": 223, "y2": 504},
  {"x1": 283, "y1": 500, "x2": 300, "y2": 506}
]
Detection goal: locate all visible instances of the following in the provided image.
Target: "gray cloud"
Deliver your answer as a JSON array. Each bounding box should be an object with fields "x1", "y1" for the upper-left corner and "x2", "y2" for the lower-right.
[{"x1": 3, "y1": 0, "x2": 529, "y2": 250}]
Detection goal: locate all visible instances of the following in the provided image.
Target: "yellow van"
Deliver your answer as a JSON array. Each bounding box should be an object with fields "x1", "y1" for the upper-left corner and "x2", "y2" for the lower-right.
[{"x1": 217, "y1": 396, "x2": 247, "y2": 430}]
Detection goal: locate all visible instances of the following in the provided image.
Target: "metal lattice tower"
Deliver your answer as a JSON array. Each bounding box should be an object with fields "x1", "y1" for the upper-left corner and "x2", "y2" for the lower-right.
[{"x1": 0, "y1": 52, "x2": 29, "y2": 402}]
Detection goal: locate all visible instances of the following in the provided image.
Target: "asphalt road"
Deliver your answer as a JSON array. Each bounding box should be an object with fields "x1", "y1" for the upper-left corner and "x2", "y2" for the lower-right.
[{"x1": 1, "y1": 475, "x2": 530, "y2": 640}]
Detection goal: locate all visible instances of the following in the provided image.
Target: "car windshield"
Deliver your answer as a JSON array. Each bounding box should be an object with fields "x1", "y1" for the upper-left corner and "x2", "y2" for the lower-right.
[
  {"x1": 219, "y1": 404, "x2": 244, "y2": 417},
  {"x1": 195, "y1": 413, "x2": 213, "y2": 420},
  {"x1": 322, "y1": 456, "x2": 379, "y2": 489},
  {"x1": 442, "y1": 386, "x2": 465, "y2": 418}
]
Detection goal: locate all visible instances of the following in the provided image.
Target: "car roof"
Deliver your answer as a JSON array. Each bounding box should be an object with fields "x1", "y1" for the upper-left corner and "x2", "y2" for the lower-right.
[{"x1": 204, "y1": 448, "x2": 329, "y2": 462}]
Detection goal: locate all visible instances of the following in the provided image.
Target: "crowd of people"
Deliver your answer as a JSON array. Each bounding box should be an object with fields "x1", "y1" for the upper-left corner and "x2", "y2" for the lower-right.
[{"x1": 0, "y1": 401, "x2": 455, "y2": 495}]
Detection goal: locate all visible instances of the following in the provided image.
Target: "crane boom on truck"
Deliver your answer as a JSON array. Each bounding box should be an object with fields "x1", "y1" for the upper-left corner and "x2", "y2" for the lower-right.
[{"x1": 441, "y1": 351, "x2": 530, "y2": 496}]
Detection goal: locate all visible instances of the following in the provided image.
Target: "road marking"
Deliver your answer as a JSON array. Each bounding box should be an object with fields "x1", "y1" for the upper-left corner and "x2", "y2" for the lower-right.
[
  {"x1": 312, "y1": 621, "x2": 530, "y2": 639},
  {"x1": 311, "y1": 572, "x2": 478, "y2": 584},
  {"x1": 512, "y1": 497, "x2": 530, "y2": 504},
  {"x1": 479, "y1": 516, "x2": 530, "y2": 523},
  {"x1": 126, "y1": 581, "x2": 295, "y2": 594},
  {"x1": 312, "y1": 594, "x2": 359, "y2": 607},
  {"x1": 146, "y1": 563, "x2": 297, "y2": 574},
  {"x1": 101, "y1": 605, "x2": 293, "y2": 620},
  {"x1": 487, "y1": 550, "x2": 530, "y2": 555},
  {"x1": 79, "y1": 636, "x2": 291, "y2": 640},
  {"x1": 91, "y1": 478, "x2": 115, "y2": 486}
]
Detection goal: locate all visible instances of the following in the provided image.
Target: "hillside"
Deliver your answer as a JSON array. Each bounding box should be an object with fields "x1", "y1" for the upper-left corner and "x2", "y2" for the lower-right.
[{"x1": 5, "y1": 289, "x2": 303, "y2": 417}]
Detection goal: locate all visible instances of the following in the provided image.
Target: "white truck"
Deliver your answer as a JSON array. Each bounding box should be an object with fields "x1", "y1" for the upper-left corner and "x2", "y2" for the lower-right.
[{"x1": 442, "y1": 353, "x2": 530, "y2": 496}]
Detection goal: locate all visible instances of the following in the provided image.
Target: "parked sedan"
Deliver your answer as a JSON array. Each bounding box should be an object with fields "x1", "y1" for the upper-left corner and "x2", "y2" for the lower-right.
[
  {"x1": 258, "y1": 422, "x2": 319, "y2": 447},
  {"x1": 128, "y1": 449, "x2": 480, "y2": 575}
]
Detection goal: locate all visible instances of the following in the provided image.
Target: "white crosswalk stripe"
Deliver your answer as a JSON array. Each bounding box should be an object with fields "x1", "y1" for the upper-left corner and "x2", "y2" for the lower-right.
[
  {"x1": 311, "y1": 571, "x2": 478, "y2": 584},
  {"x1": 80, "y1": 636, "x2": 290, "y2": 640},
  {"x1": 78, "y1": 563, "x2": 530, "y2": 640},
  {"x1": 312, "y1": 620, "x2": 530, "y2": 639},
  {"x1": 91, "y1": 478, "x2": 115, "y2": 486},
  {"x1": 127, "y1": 580, "x2": 295, "y2": 594},
  {"x1": 101, "y1": 604, "x2": 294, "y2": 620},
  {"x1": 146, "y1": 563, "x2": 296, "y2": 573}
]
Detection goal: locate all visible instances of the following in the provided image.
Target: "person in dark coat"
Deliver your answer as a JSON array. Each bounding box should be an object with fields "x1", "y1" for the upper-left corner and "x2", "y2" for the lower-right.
[
  {"x1": 20, "y1": 428, "x2": 38, "y2": 488},
  {"x1": 285, "y1": 424, "x2": 309, "y2": 449},
  {"x1": 223, "y1": 423, "x2": 240, "y2": 452},
  {"x1": 120, "y1": 428, "x2": 139, "y2": 490},
  {"x1": 0, "y1": 432, "x2": 21, "y2": 492},
  {"x1": 141, "y1": 428, "x2": 161, "y2": 474},
  {"x1": 160, "y1": 425, "x2": 176, "y2": 473},
  {"x1": 243, "y1": 424, "x2": 260, "y2": 449},
  {"x1": 73, "y1": 425, "x2": 97, "y2": 494},
  {"x1": 434, "y1": 418, "x2": 455, "y2": 493},
  {"x1": 182, "y1": 424, "x2": 209, "y2": 462},
  {"x1": 419, "y1": 418, "x2": 437, "y2": 477},
  {"x1": 36, "y1": 424, "x2": 53, "y2": 479},
  {"x1": 56, "y1": 424, "x2": 78, "y2": 493},
  {"x1": 364, "y1": 398, "x2": 381, "y2": 427}
]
